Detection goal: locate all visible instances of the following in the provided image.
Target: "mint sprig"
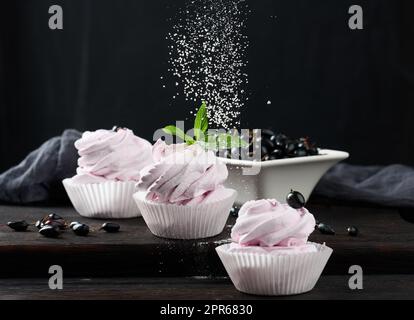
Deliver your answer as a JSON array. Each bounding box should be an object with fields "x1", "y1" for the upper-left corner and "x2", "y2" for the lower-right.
[
  {"x1": 193, "y1": 101, "x2": 209, "y2": 140},
  {"x1": 163, "y1": 125, "x2": 195, "y2": 145},
  {"x1": 162, "y1": 101, "x2": 248, "y2": 151}
]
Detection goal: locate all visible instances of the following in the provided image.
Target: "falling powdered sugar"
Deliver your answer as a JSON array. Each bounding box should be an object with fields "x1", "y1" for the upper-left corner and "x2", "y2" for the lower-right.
[{"x1": 167, "y1": 0, "x2": 249, "y2": 129}]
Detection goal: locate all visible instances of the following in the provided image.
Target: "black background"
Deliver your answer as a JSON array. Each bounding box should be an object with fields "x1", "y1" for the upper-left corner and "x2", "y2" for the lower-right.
[{"x1": 1, "y1": 0, "x2": 413, "y2": 172}]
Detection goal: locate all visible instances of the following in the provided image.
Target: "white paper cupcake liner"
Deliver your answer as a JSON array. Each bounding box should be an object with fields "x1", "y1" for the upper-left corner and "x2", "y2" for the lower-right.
[
  {"x1": 216, "y1": 242, "x2": 332, "y2": 296},
  {"x1": 62, "y1": 179, "x2": 141, "y2": 219},
  {"x1": 133, "y1": 190, "x2": 237, "y2": 239}
]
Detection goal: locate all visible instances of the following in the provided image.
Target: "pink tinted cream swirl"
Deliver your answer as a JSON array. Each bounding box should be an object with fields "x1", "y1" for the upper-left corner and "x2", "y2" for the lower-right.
[
  {"x1": 137, "y1": 139, "x2": 233, "y2": 205},
  {"x1": 71, "y1": 128, "x2": 153, "y2": 184},
  {"x1": 229, "y1": 199, "x2": 317, "y2": 255}
]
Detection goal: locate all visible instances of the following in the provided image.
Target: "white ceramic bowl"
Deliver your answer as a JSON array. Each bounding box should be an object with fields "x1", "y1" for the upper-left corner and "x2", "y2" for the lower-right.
[{"x1": 220, "y1": 149, "x2": 349, "y2": 205}]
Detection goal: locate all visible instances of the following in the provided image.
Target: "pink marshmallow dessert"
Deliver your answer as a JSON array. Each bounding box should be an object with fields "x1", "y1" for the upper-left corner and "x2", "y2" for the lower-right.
[
  {"x1": 216, "y1": 199, "x2": 332, "y2": 296},
  {"x1": 133, "y1": 139, "x2": 237, "y2": 239},
  {"x1": 63, "y1": 127, "x2": 153, "y2": 219}
]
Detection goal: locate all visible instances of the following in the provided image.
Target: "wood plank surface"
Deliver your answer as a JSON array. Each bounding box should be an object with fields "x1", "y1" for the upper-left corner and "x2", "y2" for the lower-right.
[
  {"x1": 0, "y1": 275, "x2": 413, "y2": 300},
  {"x1": 0, "y1": 202, "x2": 413, "y2": 277}
]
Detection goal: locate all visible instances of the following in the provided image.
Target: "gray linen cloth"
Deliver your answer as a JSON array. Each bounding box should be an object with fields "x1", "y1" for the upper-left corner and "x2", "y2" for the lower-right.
[
  {"x1": 313, "y1": 163, "x2": 414, "y2": 208},
  {"x1": 0, "y1": 129, "x2": 81, "y2": 204}
]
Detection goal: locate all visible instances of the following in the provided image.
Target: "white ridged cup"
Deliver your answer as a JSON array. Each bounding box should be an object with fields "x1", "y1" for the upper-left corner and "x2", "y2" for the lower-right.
[
  {"x1": 133, "y1": 190, "x2": 237, "y2": 240},
  {"x1": 216, "y1": 242, "x2": 332, "y2": 296},
  {"x1": 62, "y1": 178, "x2": 141, "y2": 219}
]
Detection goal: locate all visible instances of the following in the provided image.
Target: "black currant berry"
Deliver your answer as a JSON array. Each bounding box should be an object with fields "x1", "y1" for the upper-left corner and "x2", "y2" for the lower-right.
[
  {"x1": 316, "y1": 223, "x2": 335, "y2": 235},
  {"x1": 268, "y1": 148, "x2": 283, "y2": 160},
  {"x1": 43, "y1": 219, "x2": 66, "y2": 230},
  {"x1": 230, "y1": 206, "x2": 239, "y2": 218},
  {"x1": 70, "y1": 222, "x2": 80, "y2": 229},
  {"x1": 7, "y1": 220, "x2": 29, "y2": 232},
  {"x1": 39, "y1": 225, "x2": 60, "y2": 238},
  {"x1": 347, "y1": 226, "x2": 359, "y2": 237},
  {"x1": 274, "y1": 138, "x2": 285, "y2": 150},
  {"x1": 294, "y1": 148, "x2": 308, "y2": 157},
  {"x1": 246, "y1": 130, "x2": 321, "y2": 161},
  {"x1": 285, "y1": 141, "x2": 297, "y2": 156},
  {"x1": 275, "y1": 134, "x2": 288, "y2": 144},
  {"x1": 262, "y1": 137, "x2": 275, "y2": 150},
  {"x1": 261, "y1": 129, "x2": 276, "y2": 138},
  {"x1": 72, "y1": 223, "x2": 90, "y2": 236},
  {"x1": 286, "y1": 190, "x2": 306, "y2": 209},
  {"x1": 261, "y1": 145, "x2": 269, "y2": 157},
  {"x1": 35, "y1": 220, "x2": 43, "y2": 229},
  {"x1": 101, "y1": 223, "x2": 120, "y2": 233},
  {"x1": 47, "y1": 213, "x2": 63, "y2": 221},
  {"x1": 296, "y1": 140, "x2": 306, "y2": 149}
]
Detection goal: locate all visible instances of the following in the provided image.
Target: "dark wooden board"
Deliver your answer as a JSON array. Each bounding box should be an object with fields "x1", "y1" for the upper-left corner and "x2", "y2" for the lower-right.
[
  {"x1": 0, "y1": 275, "x2": 413, "y2": 300},
  {"x1": 0, "y1": 202, "x2": 413, "y2": 277}
]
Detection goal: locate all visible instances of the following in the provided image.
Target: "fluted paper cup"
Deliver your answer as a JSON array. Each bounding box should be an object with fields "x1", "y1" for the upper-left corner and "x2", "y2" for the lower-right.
[
  {"x1": 133, "y1": 189, "x2": 237, "y2": 239},
  {"x1": 62, "y1": 178, "x2": 141, "y2": 219},
  {"x1": 216, "y1": 242, "x2": 332, "y2": 296}
]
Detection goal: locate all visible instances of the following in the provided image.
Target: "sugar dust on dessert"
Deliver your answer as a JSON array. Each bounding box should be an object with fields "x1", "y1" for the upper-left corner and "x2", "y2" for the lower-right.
[{"x1": 167, "y1": 0, "x2": 249, "y2": 129}]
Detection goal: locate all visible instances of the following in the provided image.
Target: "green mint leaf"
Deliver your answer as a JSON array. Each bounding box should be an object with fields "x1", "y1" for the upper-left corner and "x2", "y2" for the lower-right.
[
  {"x1": 194, "y1": 101, "x2": 209, "y2": 140},
  {"x1": 163, "y1": 125, "x2": 195, "y2": 145},
  {"x1": 163, "y1": 125, "x2": 177, "y2": 136}
]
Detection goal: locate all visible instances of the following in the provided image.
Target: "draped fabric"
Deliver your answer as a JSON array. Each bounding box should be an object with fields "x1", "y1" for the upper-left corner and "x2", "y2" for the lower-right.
[
  {"x1": 314, "y1": 163, "x2": 414, "y2": 208},
  {"x1": 0, "y1": 129, "x2": 80, "y2": 204}
]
